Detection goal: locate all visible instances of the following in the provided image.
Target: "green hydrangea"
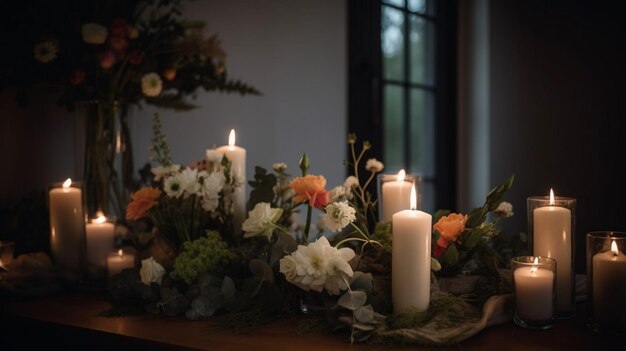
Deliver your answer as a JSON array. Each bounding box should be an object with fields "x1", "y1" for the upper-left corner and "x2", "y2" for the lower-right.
[{"x1": 171, "y1": 231, "x2": 237, "y2": 284}]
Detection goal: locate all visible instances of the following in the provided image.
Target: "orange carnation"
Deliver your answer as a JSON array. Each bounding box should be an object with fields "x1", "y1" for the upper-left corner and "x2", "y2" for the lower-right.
[
  {"x1": 288, "y1": 175, "x2": 330, "y2": 209},
  {"x1": 126, "y1": 187, "x2": 161, "y2": 220}
]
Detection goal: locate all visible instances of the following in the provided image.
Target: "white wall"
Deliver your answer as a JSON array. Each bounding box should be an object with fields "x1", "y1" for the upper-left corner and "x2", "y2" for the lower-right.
[{"x1": 131, "y1": 0, "x2": 348, "y2": 191}]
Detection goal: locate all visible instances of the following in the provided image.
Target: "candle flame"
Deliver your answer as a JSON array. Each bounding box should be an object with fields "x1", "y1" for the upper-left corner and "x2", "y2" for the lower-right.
[
  {"x1": 94, "y1": 215, "x2": 107, "y2": 224},
  {"x1": 530, "y1": 266, "x2": 538, "y2": 274},
  {"x1": 533, "y1": 257, "x2": 539, "y2": 265},
  {"x1": 118, "y1": 249, "x2": 123, "y2": 256},
  {"x1": 549, "y1": 189, "x2": 555, "y2": 205},
  {"x1": 611, "y1": 240, "x2": 619, "y2": 256},
  {"x1": 228, "y1": 129, "x2": 236, "y2": 146},
  {"x1": 530, "y1": 257, "x2": 539, "y2": 274},
  {"x1": 410, "y1": 183, "x2": 417, "y2": 210},
  {"x1": 397, "y1": 169, "x2": 406, "y2": 182},
  {"x1": 63, "y1": 178, "x2": 72, "y2": 188}
]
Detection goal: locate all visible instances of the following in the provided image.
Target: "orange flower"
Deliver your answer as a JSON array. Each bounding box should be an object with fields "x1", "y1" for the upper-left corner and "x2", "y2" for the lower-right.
[
  {"x1": 288, "y1": 175, "x2": 330, "y2": 209},
  {"x1": 126, "y1": 187, "x2": 161, "y2": 220},
  {"x1": 434, "y1": 213, "x2": 467, "y2": 242}
]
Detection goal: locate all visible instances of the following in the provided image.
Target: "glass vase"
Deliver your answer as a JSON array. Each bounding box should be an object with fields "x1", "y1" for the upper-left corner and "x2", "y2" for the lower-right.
[
  {"x1": 299, "y1": 291, "x2": 334, "y2": 315},
  {"x1": 75, "y1": 100, "x2": 134, "y2": 218}
]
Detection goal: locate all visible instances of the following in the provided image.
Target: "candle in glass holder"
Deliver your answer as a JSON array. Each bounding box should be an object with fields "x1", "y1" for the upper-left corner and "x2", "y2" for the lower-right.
[
  {"x1": 392, "y1": 184, "x2": 431, "y2": 312},
  {"x1": 85, "y1": 213, "x2": 115, "y2": 279},
  {"x1": 49, "y1": 178, "x2": 85, "y2": 273},
  {"x1": 106, "y1": 249, "x2": 136, "y2": 277},
  {"x1": 216, "y1": 129, "x2": 246, "y2": 233},
  {"x1": 381, "y1": 169, "x2": 414, "y2": 222},
  {"x1": 512, "y1": 256, "x2": 556, "y2": 329},
  {"x1": 592, "y1": 240, "x2": 626, "y2": 328}
]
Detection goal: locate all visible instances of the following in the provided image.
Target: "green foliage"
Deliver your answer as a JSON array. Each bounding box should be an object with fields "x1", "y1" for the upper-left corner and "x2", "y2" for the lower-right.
[
  {"x1": 151, "y1": 113, "x2": 172, "y2": 166},
  {"x1": 171, "y1": 231, "x2": 238, "y2": 284},
  {"x1": 370, "y1": 222, "x2": 392, "y2": 253},
  {"x1": 247, "y1": 166, "x2": 278, "y2": 209}
]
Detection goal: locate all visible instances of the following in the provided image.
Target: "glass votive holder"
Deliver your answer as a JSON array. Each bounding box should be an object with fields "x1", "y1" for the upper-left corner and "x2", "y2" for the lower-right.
[
  {"x1": 106, "y1": 247, "x2": 137, "y2": 278},
  {"x1": 527, "y1": 192, "x2": 576, "y2": 318},
  {"x1": 511, "y1": 256, "x2": 557, "y2": 330},
  {"x1": 85, "y1": 213, "x2": 116, "y2": 283},
  {"x1": 0, "y1": 240, "x2": 15, "y2": 267},
  {"x1": 377, "y1": 170, "x2": 422, "y2": 222},
  {"x1": 586, "y1": 231, "x2": 626, "y2": 334}
]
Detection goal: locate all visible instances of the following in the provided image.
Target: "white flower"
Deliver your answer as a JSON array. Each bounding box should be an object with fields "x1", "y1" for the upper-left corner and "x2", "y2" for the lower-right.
[
  {"x1": 180, "y1": 167, "x2": 201, "y2": 197},
  {"x1": 321, "y1": 201, "x2": 356, "y2": 232},
  {"x1": 272, "y1": 163, "x2": 287, "y2": 172},
  {"x1": 141, "y1": 72, "x2": 163, "y2": 97},
  {"x1": 343, "y1": 176, "x2": 359, "y2": 189},
  {"x1": 328, "y1": 186, "x2": 347, "y2": 204},
  {"x1": 33, "y1": 40, "x2": 59, "y2": 63},
  {"x1": 163, "y1": 173, "x2": 184, "y2": 198},
  {"x1": 494, "y1": 201, "x2": 514, "y2": 218},
  {"x1": 365, "y1": 158, "x2": 384, "y2": 172},
  {"x1": 242, "y1": 202, "x2": 284, "y2": 240},
  {"x1": 81, "y1": 23, "x2": 108, "y2": 45},
  {"x1": 139, "y1": 257, "x2": 166, "y2": 285},
  {"x1": 151, "y1": 164, "x2": 180, "y2": 181},
  {"x1": 200, "y1": 172, "x2": 225, "y2": 212},
  {"x1": 279, "y1": 236, "x2": 355, "y2": 295},
  {"x1": 206, "y1": 149, "x2": 224, "y2": 163}
]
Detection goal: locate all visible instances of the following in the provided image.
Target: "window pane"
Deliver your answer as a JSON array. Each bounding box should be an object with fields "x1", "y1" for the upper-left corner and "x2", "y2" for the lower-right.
[
  {"x1": 420, "y1": 180, "x2": 435, "y2": 213},
  {"x1": 408, "y1": 0, "x2": 435, "y2": 15},
  {"x1": 410, "y1": 88, "x2": 435, "y2": 177},
  {"x1": 383, "y1": 0, "x2": 405, "y2": 7},
  {"x1": 382, "y1": 6, "x2": 405, "y2": 81},
  {"x1": 383, "y1": 85, "x2": 405, "y2": 171},
  {"x1": 410, "y1": 15, "x2": 435, "y2": 85}
]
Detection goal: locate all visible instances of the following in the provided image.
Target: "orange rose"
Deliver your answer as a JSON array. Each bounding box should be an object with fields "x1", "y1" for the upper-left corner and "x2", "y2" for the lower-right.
[
  {"x1": 126, "y1": 187, "x2": 161, "y2": 220},
  {"x1": 288, "y1": 175, "x2": 330, "y2": 209},
  {"x1": 433, "y1": 213, "x2": 467, "y2": 256}
]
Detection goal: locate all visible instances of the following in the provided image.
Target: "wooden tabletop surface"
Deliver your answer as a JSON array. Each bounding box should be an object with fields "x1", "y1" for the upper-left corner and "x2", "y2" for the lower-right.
[{"x1": 1, "y1": 292, "x2": 622, "y2": 350}]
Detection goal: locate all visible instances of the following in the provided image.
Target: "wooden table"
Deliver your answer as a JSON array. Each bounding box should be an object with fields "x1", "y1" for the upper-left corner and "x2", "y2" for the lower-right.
[{"x1": 0, "y1": 293, "x2": 622, "y2": 350}]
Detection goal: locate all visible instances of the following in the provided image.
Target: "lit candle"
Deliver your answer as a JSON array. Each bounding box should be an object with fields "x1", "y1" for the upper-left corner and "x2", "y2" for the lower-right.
[
  {"x1": 514, "y1": 257, "x2": 555, "y2": 321},
  {"x1": 49, "y1": 178, "x2": 85, "y2": 273},
  {"x1": 392, "y1": 184, "x2": 431, "y2": 312},
  {"x1": 592, "y1": 240, "x2": 626, "y2": 326},
  {"x1": 532, "y1": 189, "x2": 572, "y2": 313},
  {"x1": 381, "y1": 169, "x2": 414, "y2": 222},
  {"x1": 85, "y1": 212, "x2": 116, "y2": 279},
  {"x1": 216, "y1": 129, "x2": 247, "y2": 233},
  {"x1": 106, "y1": 249, "x2": 136, "y2": 277}
]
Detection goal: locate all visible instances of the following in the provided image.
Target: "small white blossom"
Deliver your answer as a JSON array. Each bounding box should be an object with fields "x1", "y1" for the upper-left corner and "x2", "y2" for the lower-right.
[
  {"x1": 343, "y1": 176, "x2": 359, "y2": 189},
  {"x1": 33, "y1": 40, "x2": 59, "y2": 63},
  {"x1": 163, "y1": 173, "x2": 184, "y2": 198},
  {"x1": 206, "y1": 149, "x2": 224, "y2": 163},
  {"x1": 81, "y1": 23, "x2": 108, "y2": 44},
  {"x1": 242, "y1": 202, "x2": 284, "y2": 240},
  {"x1": 321, "y1": 201, "x2": 356, "y2": 232},
  {"x1": 179, "y1": 167, "x2": 201, "y2": 198},
  {"x1": 272, "y1": 163, "x2": 287, "y2": 172},
  {"x1": 139, "y1": 257, "x2": 166, "y2": 285},
  {"x1": 365, "y1": 158, "x2": 384, "y2": 172},
  {"x1": 200, "y1": 172, "x2": 226, "y2": 212},
  {"x1": 151, "y1": 164, "x2": 180, "y2": 181},
  {"x1": 328, "y1": 185, "x2": 349, "y2": 204},
  {"x1": 141, "y1": 72, "x2": 163, "y2": 97},
  {"x1": 494, "y1": 201, "x2": 514, "y2": 218}
]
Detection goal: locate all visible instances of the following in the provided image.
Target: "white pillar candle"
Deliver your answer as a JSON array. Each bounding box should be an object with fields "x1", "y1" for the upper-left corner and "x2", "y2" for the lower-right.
[
  {"x1": 381, "y1": 169, "x2": 413, "y2": 222},
  {"x1": 592, "y1": 240, "x2": 626, "y2": 326},
  {"x1": 216, "y1": 129, "x2": 247, "y2": 233},
  {"x1": 49, "y1": 178, "x2": 85, "y2": 273},
  {"x1": 392, "y1": 185, "x2": 431, "y2": 312},
  {"x1": 514, "y1": 262, "x2": 555, "y2": 320},
  {"x1": 85, "y1": 213, "x2": 116, "y2": 278},
  {"x1": 532, "y1": 189, "x2": 572, "y2": 313},
  {"x1": 106, "y1": 249, "x2": 136, "y2": 277}
]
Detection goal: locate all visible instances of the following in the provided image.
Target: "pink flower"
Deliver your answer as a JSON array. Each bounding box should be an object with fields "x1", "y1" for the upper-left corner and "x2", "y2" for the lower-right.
[
  {"x1": 108, "y1": 36, "x2": 128, "y2": 54},
  {"x1": 100, "y1": 51, "x2": 116, "y2": 69},
  {"x1": 162, "y1": 68, "x2": 176, "y2": 81}
]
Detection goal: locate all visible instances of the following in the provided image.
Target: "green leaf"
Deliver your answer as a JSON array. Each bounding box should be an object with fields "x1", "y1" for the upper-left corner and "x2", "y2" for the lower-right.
[
  {"x1": 486, "y1": 174, "x2": 515, "y2": 211},
  {"x1": 463, "y1": 229, "x2": 485, "y2": 249},
  {"x1": 269, "y1": 233, "x2": 298, "y2": 266},
  {"x1": 247, "y1": 166, "x2": 278, "y2": 210},
  {"x1": 249, "y1": 259, "x2": 274, "y2": 283},
  {"x1": 354, "y1": 305, "x2": 374, "y2": 323},
  {"x1": 465, "y1": 207, "x2": 487, "y2": 228},
  {"x1": 441, "y1": 242, "x2": 459, "y2": 266},
  {"x1": 433, "y1": 209, "x2": 451, "y2": 223},
  {"x1": 337, "y1": 290, "x2": 367, "y2": 311},
  {"x1": 349, "y1": 272, "x2": 373, "y2": 295}
]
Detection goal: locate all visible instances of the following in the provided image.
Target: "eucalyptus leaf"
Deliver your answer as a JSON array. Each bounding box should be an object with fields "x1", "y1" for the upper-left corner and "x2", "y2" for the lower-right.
[
  {"x1": 349, "y1": 272, "x2": 373, "y2": 295},
  {"x1": 354, "y1": 305, "x2": 374, "y2": 323},
  {"x1": 352, "y1": 322, "x2": 376, "y2": 332},
  {"x1": 249, "y1": 259, "x2": 275, "y2": 283},
  {"x1": 337, "y1": 290, "x2": 367, "y2": 311},
  {"x1": 221, "y1": 276, "x2": 236, "y2": 298},
  {"x1": 269, "y1": 233, "x2": 298, "y2": 266}
]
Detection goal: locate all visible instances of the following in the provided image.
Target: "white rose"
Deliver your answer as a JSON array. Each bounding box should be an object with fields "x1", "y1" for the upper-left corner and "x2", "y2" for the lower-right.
[
  {"x1": 81, "y1": 23, "x2": 108, "y2": 45},
  {"x1": 141, "y1": 72, "x2": 163, "y2": 97},
  {"x1": 279, "y1": 255, "x2": 299, "y2": 282},
  {"x1": 242, "y1": 202, "x2": 284, "y2": 240},
  {"x1": 139, "y1": 257, "x2": 166, "y2": 285}
]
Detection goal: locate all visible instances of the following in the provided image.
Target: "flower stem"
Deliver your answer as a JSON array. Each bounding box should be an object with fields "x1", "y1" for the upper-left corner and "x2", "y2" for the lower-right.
[{"x1": 304, "y1": 204, "x2": 313, "y2": 238}]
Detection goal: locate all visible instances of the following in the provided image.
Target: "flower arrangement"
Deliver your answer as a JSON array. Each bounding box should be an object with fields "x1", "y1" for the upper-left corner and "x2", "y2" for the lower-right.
[{"x1": 108, "y1": 121, "x2": 518, "y2": 346}]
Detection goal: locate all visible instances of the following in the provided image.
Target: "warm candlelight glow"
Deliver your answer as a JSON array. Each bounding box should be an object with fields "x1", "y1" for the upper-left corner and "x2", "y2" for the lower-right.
[
  {"x1": 118, "y1": 249, "x2": 123, "y2": 256},
  {"x1": 228, "y1": 129, "x2": 236, "y2": 146},
  {"x1": 94, "y1": 215, "x2": 107, "y2": 224},
  {"x1": 530, "y1": 257, "x2": 539, "y2": 274},
  {"x1": 410, "y1": 184, "x2": 417, "y2": 210},
  {"x1": 611, "y1": 240, "x2": 619, "y2": 256},
  {"x1": 397, "y1": 169, "x2": 406, "y2": 182},
  {"x1": 63, "y1": 178, "x2": 72, "y2": 188},
  {"x1": 549, "y1": 188, "x2": 555, "y2": 205}
]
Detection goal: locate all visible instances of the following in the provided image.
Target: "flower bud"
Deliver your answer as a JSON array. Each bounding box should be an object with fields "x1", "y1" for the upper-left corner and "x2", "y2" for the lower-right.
[
  {"x1": 299, "y1": 153, "x2": 310, "y2": 175},
  {"x1": 347, "y1": 133, "x2": 357, "y2": 144}
]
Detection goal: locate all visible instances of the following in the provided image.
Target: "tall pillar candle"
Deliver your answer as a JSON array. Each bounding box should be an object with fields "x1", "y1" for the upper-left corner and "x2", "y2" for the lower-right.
[
  {"x1": 380, "y1": 170, "x2": 414, "y2": 222},
  {"x1": 216, "y1": 129, "x2": 246, "y2": 233},
  {"x1": 85, "y1": 213, "x2": 116, "y2": 279},
  {"x1": 49, "y1": 178, "x2": 85, "y2": 275},
  {"x1": 529, "y1": 189, "x2": 576, "y2": 316},
  {"x1": 392, "y1": 185, "x2": 431, "y2": 312}
]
